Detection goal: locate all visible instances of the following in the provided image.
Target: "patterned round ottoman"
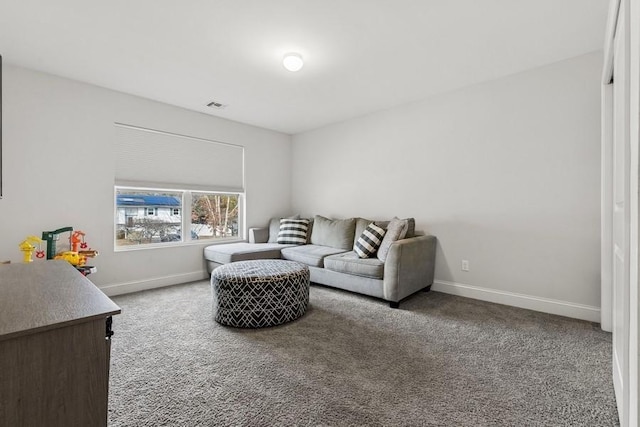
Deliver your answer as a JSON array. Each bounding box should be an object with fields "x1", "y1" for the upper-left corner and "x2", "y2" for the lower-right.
[{"x1": 211, "y1": 259, "x2": 310, "y2": 328}]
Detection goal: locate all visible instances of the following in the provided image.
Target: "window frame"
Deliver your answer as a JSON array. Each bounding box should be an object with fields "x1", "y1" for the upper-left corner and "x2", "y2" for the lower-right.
[{"x1": 114, "y1": 185, "x2": 244, "y2": 251}]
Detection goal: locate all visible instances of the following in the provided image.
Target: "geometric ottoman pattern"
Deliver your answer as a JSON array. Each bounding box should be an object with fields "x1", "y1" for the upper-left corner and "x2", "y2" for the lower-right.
[{"x1": 211, "y1": 259, "x2": 310, "y2": 328}]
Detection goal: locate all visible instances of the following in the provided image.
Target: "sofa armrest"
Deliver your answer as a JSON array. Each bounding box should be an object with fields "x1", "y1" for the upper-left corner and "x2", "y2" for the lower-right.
[
  {"x1": 383, "y1": 235, "x2": 437, "y2": 302},
  {"x1": 249, "y1": 227, "x2": 269, "y2": 243}
]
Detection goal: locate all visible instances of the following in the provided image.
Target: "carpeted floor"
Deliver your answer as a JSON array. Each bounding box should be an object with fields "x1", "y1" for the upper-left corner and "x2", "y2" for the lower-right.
[{"x1": 108, "y1": 281, "x2": 619, "y2": 426}]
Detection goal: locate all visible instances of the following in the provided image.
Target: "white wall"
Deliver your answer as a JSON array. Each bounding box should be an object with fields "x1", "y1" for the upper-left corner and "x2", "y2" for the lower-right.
[
  {"x1": 0, "y1": 65, "x2": 292, "y2": 293},
  {"x1": 292, "y1": 52, "x2": 602, "y2": 321}
]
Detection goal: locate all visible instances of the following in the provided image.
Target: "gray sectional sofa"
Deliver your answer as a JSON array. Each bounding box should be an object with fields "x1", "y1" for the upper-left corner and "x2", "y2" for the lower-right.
[{"x1": 204, "y1": 215, "x2": 437, "y2": 308}]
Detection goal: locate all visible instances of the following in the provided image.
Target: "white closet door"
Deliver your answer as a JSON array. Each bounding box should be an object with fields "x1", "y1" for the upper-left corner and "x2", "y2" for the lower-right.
[{"x1": 612, "y1": 4, "x2": 630, "y2": 424}]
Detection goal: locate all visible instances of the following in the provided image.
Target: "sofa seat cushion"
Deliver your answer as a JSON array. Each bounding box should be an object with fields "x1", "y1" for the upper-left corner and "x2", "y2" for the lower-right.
[
  {"x1": 324, "y1": 251, "x2": 384, "y2": 279},
  {"x1": 204, "y1": 243, "x2": 294, "y2": 264},
  {"x1": 281, "y1": 244, "x2": 348, "y2": 268}
]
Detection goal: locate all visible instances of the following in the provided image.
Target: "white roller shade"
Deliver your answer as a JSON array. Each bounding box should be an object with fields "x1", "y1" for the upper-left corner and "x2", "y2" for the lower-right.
[{"x1": 114, "y1": 123, "x2": 244, "y2": 192}]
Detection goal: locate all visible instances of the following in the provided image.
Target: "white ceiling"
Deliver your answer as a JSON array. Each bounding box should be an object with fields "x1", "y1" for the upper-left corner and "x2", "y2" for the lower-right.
[{"x1": 0, "y1": 0, "x2": 609, "y2": 134}]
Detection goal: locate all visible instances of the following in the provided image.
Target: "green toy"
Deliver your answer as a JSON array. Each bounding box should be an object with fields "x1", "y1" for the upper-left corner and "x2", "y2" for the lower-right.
[{"x1": 41, "y1": 226, "x2": 73, "y2": 260}]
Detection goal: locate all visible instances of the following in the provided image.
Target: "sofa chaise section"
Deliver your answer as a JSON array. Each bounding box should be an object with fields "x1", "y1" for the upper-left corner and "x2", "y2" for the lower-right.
[{"x1": 204, "y1": 242, "x2": 295, "y2": 273}]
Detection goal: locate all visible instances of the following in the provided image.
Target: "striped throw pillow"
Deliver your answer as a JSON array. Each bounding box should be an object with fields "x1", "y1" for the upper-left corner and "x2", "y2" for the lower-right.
[
  {"x1": 354, "y1": 223, "x2": 386, "y2": 258},
  {"x1": 277, "y1": 218, "x2": 310, "y2": 245}
]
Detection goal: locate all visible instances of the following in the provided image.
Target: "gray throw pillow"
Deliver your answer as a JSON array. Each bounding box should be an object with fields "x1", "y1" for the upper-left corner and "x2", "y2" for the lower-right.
[
  {"x1": 374, "y1": 218, "x2": 415, "y2": 237},
  {"x1": 310, "y1": 215, "x2": 356, "y2": 250},
  {"x1": 377, "y1": 217, "x2": 409, "y2": 261},
  {"x1": 268, "y1": 215, "x2": 300, "y2": 243}
]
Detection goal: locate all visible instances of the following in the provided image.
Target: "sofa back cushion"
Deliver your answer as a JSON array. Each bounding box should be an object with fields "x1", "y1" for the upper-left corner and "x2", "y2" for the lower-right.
[
  {"x1": 305, "y1": 217, "x2": 314, "y2": 244},
  {"x1": 353, "y1": 218, "x2": 373, "y2": 247},
  {"x1": 310, "y1": 215, "x2": 356, "y2": 250}
]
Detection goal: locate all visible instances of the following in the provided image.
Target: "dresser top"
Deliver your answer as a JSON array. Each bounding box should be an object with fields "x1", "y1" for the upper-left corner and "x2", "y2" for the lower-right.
[{"x1": 0, "y1": 261, "x2": 121, "y2": 341}]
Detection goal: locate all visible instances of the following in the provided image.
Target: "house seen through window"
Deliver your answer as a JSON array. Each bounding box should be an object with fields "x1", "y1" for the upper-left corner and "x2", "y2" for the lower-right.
[{"x1": 115, "y1": 188, "x2": 240, "y2": 248}]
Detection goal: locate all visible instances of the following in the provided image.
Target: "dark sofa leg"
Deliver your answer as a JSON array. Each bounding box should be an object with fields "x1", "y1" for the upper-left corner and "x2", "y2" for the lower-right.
[
  {"x1": 390, "y1": 301, "x2": 399, "y2": 309},
  {"x1": 423, "y1": 285, "x2": 432, "y2": 292}
]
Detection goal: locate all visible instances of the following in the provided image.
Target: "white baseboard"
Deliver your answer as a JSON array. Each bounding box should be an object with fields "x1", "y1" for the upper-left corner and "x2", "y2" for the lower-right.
[
  {"x1": 100, "y1": 270, "x2": 209, "y2": 297},
  {"x1": 432, "y1": 280, "x2": 601, "y2": 323},
  {"x1": 99, "y1": 274, "x2": 600, "y2": 322}
]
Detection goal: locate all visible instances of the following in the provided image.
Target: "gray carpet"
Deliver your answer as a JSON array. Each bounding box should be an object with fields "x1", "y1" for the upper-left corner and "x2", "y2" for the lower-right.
[{"x1": 108, "y1": 281, "x2": 619, "y2": 426}]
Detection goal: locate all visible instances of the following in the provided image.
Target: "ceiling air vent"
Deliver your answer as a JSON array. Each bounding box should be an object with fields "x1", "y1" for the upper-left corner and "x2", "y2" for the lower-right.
[{"x1": 206, "y1": 100, "x2": 227, "y2": 109}]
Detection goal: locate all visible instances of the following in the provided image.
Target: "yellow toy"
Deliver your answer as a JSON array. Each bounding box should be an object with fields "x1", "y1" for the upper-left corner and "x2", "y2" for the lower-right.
[
  {"x1": 54, "y1": 251, "x2": 87, "y2": 266},
  {"x1": 19, "y1": 236, "x2": 43, "y2": 263}
]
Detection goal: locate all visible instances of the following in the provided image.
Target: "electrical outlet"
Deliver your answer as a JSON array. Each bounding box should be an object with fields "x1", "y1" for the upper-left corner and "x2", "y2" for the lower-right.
[{"x1": 461, "y1": 260, "x2": 469, "y2": 272}]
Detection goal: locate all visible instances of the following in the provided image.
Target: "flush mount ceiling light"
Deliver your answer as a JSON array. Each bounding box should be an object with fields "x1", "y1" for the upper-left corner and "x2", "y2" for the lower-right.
[{"x1": 283, "y1": 53, "x2": 304, "y2": 72}]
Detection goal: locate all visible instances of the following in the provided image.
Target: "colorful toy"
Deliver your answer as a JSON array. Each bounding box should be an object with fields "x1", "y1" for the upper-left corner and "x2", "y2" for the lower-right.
[
  {"x1": 79, "y1": 249, "x2": 99, "y2": 258},
  {"x1": 20, "y1": 227, "x2": 99, "y2": 271},
  {"x1": 19, "y1": 236, "x2": 43, "y2": 263},
  {"x1": 40, "y1": 227, "x2": 99, "y2": 273},
  {"x1": 70, "y1": 230, "x2": 86, "y2": 252},
  {"x1": 54, "y1": 251, "x2": 86, "y2": 266},
  {"x1": 41, "y1": 226, "x2": 73, "y2": 259}
]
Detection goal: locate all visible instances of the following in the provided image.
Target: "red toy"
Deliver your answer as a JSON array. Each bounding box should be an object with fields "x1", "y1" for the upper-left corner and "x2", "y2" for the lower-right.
[{"x1": 70, "y1": 231, "x2": 86, "y2": 253}]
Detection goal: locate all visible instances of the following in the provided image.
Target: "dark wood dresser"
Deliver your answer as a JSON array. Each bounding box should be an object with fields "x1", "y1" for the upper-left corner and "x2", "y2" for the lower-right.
[{"x1": 0, "y1": 260, "x2": 121, "y2": 426}]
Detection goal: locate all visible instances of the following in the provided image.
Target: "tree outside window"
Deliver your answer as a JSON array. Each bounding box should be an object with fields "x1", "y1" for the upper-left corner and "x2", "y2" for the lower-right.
[{"x1": 191, "y1": 193, "x2": 239, "y2": 240}]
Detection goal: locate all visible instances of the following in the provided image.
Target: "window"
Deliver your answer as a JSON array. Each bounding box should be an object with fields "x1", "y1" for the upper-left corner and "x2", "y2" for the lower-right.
[
  {"x1": 113, "y1": 124, "x2": 245, "y2": 250},
  {"x1": 116, "y1": 189, "x2": 182, "y2": 247},
  {"x1": 115, "y1": 187, "x2": 241, "y2": 249},
  {"x1": 191, "y1": 193, "x2": 239, "y2": 241}
]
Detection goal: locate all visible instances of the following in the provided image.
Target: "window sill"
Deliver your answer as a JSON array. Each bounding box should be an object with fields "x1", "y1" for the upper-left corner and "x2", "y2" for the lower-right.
[{"x1": 114, "y1": 238, "x2": 244, "y2": 252}]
